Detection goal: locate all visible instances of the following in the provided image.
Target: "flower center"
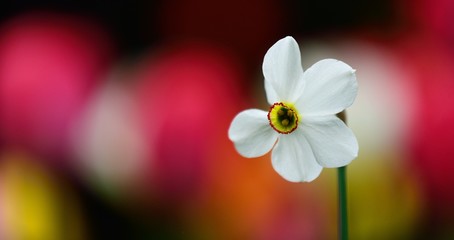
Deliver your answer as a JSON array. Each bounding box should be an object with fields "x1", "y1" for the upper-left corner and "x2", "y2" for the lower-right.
[{"x1": 267, "y1": 102, "x2": 299, "y2": 134}]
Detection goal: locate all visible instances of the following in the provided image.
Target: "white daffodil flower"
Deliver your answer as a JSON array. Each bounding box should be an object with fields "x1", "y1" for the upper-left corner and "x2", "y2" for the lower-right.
[{"x1": 228, "y1": 36, "x2": 359, "y2": 182}]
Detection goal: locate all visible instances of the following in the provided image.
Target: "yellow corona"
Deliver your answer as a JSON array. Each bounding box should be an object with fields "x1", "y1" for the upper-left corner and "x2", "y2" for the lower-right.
[{"x1": 267, "y1": 102, "x2": 300, "y2": 134}]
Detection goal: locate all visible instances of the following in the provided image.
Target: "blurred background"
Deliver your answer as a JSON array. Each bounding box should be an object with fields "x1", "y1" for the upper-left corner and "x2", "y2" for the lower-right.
[{"x1": 1, "y1": 0, "x2": 454, "y2": 239}]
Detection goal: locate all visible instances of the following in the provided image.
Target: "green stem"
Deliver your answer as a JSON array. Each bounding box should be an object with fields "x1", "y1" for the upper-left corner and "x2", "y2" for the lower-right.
[{"x1": 338, "y1": 166, "x2": 348, "y2": 240}]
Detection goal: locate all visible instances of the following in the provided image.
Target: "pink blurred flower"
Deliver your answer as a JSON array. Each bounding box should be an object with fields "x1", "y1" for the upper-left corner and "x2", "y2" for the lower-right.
[
  {"x1": 134, "y1": 44, "x2": 246, "y2": 204},
  {"x1": 0, "y1": 12, "x2": 113, "y2": 163},
  {"x1": 396, "y1": 34, "x2": 454, "y2": 226}
]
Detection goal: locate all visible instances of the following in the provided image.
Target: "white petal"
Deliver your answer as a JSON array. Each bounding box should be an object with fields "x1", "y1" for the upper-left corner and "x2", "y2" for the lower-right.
[
  {"x1": 296, "y1": 59, "x2": 357, "y2": 116},
  {"x1": 301, "y1": 115, "x2": 358, "y2": 167},
  {"x1": 228, "y1": 109, "x2": 278, "y2": 158},
  {"x1": 264, "y1": 77, "x2": 279, "y2": 105},
  {"x1": 262, "y1": 36, "x2": 305, "y2": 103},
  {"x1": 271, "y1": 130, "x2": 323, "y2": 182}
]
